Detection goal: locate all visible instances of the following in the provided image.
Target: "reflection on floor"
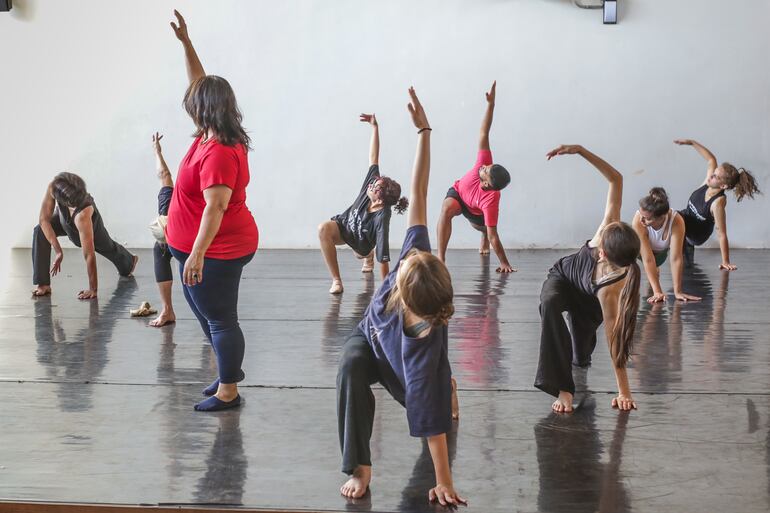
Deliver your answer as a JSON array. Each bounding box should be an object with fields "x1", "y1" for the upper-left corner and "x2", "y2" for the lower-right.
[{"x1": 1, "y1": 247, "x2": 769, "y2": 512}]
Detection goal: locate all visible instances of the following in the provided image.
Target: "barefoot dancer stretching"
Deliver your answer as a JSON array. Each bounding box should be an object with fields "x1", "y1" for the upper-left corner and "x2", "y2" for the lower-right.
[
  {"x1": 437, "y1": 81, "x2": 514, "y2": 273},
  {"x1": 319, "y1": 113, "x2": 408, "y2": 294},
  {"x1": 147, "y1": 132, "x2": 177, "y2": 327},
  {"x1": 674, "y1": 139, "x2": 761, "y2": 270},
  {"x1": 535, "y1": 145, "x2": 641, "y2": 413},
  {"x1": 336, "y1": 88, "x2": 466, "y2": 507},
  {"x1": 32, "y1": 173, "x2": 138, "y2": 299},
  {"x1": 632, "y1": 187, "x2": 700, "y2": 304}
]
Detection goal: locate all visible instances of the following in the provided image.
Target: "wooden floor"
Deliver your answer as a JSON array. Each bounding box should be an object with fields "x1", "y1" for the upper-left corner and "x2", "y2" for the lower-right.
[{"x1": 1, "y1": 247, "x2": 769, "y2": 512}]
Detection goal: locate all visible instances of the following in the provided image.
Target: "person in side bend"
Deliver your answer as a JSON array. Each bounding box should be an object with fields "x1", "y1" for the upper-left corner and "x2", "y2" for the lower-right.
[
  {"x1": 674, "y1": 139, "x2": 761, "y2": 270},
  {"x1": 632, "y1": 187, "x2": 701, "y2": 304},
  {"x1": 319, "y1": 113, "x2": 408, "y2": 294},
  {"x1": 437, "y1": 81, "x2": 514, "y2": 273},
  {"x1": 166, "y1": 11, "x2": 258, "y2": 411},
  {"x1": 336, "y1": 88, "x2": 466, "y2": 507},
  {"x1": 148, "y1": 132, "x2": 177, "y2": 327},
  {"x1": 535, "y1": 145, "x2": 641, "y2": 413},
  {"x1": 31, "y1": 173, "x2": 138, "y2": 299}
]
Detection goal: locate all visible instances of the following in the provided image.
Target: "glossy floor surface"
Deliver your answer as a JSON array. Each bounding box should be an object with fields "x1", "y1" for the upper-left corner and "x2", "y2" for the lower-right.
[{"x1": 1, "y1": 247, "x2": 769, "y2": 512}]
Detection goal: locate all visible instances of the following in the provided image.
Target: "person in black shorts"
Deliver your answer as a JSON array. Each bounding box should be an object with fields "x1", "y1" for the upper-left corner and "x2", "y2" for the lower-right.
[
  {"x1": 318, "y1": 113, "x2": 408, "y2": 294},
  {"x1": 148, "y1": 132, "x2": 176, "y2": 327},
  {"x1": 674, "y1": 139, "x2": 761, "y2": 270}
]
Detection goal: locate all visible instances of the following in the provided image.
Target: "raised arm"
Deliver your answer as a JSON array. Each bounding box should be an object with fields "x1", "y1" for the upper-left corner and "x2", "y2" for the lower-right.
[
  {"x1": 406, "y1": 87, "x2": 431, "y2": 228},
  {"x1": 152, "y1": 132, "x2": 173, "y2": 187},
  {"x1": 478, "y1": 81, "x2": 496, "y2": 151},
  {"x1": 359, "y1": 114, "x2": 379, "y2": 166},
  {"x1": 674, "y1": 139, "x2": 717, "y2": 184},
  {"x1": 546, "y1": 145, "x2": 623, "y2": 246},
  {"x1": 170, "y1": 10, "x2": 205, "y2": 85}
]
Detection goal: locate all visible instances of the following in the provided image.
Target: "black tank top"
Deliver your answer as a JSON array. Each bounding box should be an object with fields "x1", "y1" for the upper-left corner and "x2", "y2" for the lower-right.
[
  {"x1": 57, "y1": 195, "x2": 100, "y2": 231},
  {"x1": 550, "y1": 242, "x2": 628, "y2": 297},
  {"x1": 678, "y1": 184, "x2": 725, "y2": 246}
]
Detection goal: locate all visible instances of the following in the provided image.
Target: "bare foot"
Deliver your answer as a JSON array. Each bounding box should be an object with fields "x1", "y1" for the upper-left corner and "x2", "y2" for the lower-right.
[
  {"x1": 341, "y1": 465, "x2": 371, "y2": 499},
  {"x1": 552, "y1": 391, "x2": 574, "y2": 413},
  {"x1": 149, "y1": 308, "x2": 176, "y2": 327},
  {"x1": 451, "y1": 378, "x2": 460, "y2": 420},
  {"x1": 128, "y1": 254, "x2": 139, "y2": 277},
  {"x1": 330, "y1": 279, "x2": 344, "y2": 294},
  {"x1": 479, "y1": 234, "x2": 490, "y2": 255},
  {"x1": 361, "y1": 253, "x2": 374, "y2": 273},
  {"x1": 32, "y1": 285, "x2": 52, "y2": 297}
]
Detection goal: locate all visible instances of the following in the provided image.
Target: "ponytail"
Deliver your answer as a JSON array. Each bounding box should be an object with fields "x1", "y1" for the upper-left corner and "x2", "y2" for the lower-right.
[
  {"x1": 721, "y1": 163, "x2": 761, "y2": 202},
  {"x1": 610, "y1": 262, "x2": 640, "y2": 368},
  {"x1": 394, "y1": 196, "x2": 409, "y2": 215}
]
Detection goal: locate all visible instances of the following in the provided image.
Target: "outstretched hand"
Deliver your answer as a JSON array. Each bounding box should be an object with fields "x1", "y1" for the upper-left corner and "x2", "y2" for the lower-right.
[
  {"x1": 673, "y1": 139, "x2": 693, "y2": 146},
  {"x1": 152, "y1": 132, "x2": 164, "y2": 154},
  {"x1": 359, "y1": 113, "x2": 377, "y2": 126},
  {"x1": 407, "y1": 87, "x2": 430, "y2": 130},
  {"x1": 485, "y1": 80, "x2": 496, "y2": 104},
  {"x1": 546, "y1": 144, "x2": 583, "y2": 160},
  {"x1": 170, "y1": 10, "x2": 190, "y2": 42}
]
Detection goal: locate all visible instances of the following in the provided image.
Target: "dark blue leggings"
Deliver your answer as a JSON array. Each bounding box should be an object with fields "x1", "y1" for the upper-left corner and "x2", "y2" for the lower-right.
[{"x1": 169, "y1": 246, "x2": 254, "y2": 384}]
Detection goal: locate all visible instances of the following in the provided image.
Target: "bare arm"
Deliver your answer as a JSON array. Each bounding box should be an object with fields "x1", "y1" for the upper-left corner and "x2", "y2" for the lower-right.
[
  {"x1": 360, "y1": 114, "x2": 379, "y2": 166},
  {"x1": 406, "y1": 88, "x2": 431, "y2": 228},
  {"x1": 598, "y1": 284, "x2": 637, "y2": 411},
  {"x1": 632, "y1": 212, "x2": 664, "y2": 301},
  {"x1": 379, "y1": 261, "x2": 389, "y2": 280},
  {"x1": 712, "y1": 197, "x2": 735, "y2": 270},
  {"x1": 479, "y1": 81, "x2": 496, "y2": 151},
  {"x1": 38, "y1": 185, "x2": 63, "y2": 254},
  {"x1": 546, "y1": 145, "x2": 623, "y2": 247},
  {"x1": 669, "y1": 215, "x2": 700, "y2": 300},
  {"x1": 485, "y1": 225, "x2": 514, "y2": 273},
  {"x1": 427, "y1": 434, "x2": 467, "y2": 507},
  {"x1": 674, "y1": 139, "x2": 717, "y2": 184},
  {"x1": 170, "y1": 10, "x2": 205, "y2": 85},
  {"x1": 182, "y1": 185, "x2": 232, "y2": 285},
  {"x1": 74, "y1": 207, "x2": 98, "y2": 299},
  {"x1": 153, "y1": 132, "x2": 173, "y2": 187}
]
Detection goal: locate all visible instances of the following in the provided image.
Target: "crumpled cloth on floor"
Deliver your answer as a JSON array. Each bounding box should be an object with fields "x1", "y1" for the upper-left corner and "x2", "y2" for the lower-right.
[{"x1": 130, "y1": 301, "x2": 157, "y2": 317}]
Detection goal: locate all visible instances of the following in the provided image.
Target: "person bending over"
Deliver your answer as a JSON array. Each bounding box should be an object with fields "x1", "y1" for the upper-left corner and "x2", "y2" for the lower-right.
[
  {"x1": 632, "y1": 187, "x2": 700, "y2": 304},
  {"x1": 535, "y1": 145, "x2": 641, "y2": 414},
  {"x1": 336, "y1": 88, "x2": 466, "y2": 507},
  {"x1": 674, "y1": 139, "x2": 760, "y2": 270},
  {"x1": 319, "y1": 113, "x2": 408, "y2": 294},
  {"x1": 437, "y1": 81, "x2": 514, "y2": 273},
  {"x1": 32, "y1": 173, "x2": 138, "y2": 299}
]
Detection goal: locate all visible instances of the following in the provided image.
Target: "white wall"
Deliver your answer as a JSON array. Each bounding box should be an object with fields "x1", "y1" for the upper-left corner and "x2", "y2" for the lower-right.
[{"x1": 1, "y1": 0, "x2": 768, "y2": 253}]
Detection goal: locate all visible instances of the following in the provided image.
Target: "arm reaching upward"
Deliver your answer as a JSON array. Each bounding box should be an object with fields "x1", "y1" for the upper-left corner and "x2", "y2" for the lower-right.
[
  {"x1": 170, "y1": 10, "x2": 205, "y2": 85},
  {"x1": 674, "y1": 139, "x2": 717, "y2": 184},
  {"x1": 152, "y1": 132, "x2": 173, "y2": 187},
  {"x1": 359, "y1": 114, "x2": 379, "y2": 166},
  {"x1": 406, "y1": 87, "x2": 431, "y2": 228},
  {"x1": 479, "y1": 81, "x2": 496, "y2": 151},
  {"x1": 546, "y1": 145, "x2": 623, "y2": 247}
]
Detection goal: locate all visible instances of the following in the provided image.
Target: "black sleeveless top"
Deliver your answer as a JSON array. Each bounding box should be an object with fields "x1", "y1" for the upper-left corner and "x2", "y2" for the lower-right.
[
  {"x1": 56, "y1": 195, "x2": 104, "y2": 234},
  {"x1": 550, "y1": 242, "x2": 629, "y2": 297},
  {"x1": 678, "y1": 184, "x2": 725, "y2": 246}
]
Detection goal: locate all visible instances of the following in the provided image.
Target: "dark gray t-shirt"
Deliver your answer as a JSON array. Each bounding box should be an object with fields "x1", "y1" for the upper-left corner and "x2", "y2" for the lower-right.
[
  {"x1": 332, "y1": 165, "x2": 391, "y2": 263},
  {"x1": 357, "y1": 225, "x2": 452, "y2": 438}
]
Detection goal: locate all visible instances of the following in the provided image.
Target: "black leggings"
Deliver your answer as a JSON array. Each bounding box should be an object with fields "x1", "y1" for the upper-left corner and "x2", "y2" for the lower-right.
[
  {"x1": 534, "y1": 273, "x2": 603, "y2": 397},
  {"x1": 154, "y1": 243, "x2": 173, "y2": 282},
  {"x1": 337, "y1": 330, "x2": 387, "y2": 474}
]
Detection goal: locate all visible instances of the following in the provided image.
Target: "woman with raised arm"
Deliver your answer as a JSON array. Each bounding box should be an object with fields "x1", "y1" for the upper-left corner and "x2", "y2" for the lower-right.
[
  {"x1": 437, "y1": 81, "x2": 515, "y2": 273},
  {"x1": 535, "y1": 145, "x2": 641, "y2": 414},
  {"x1": 674, "y1": 139, "x2": 761, "y2": 270},
  {"x1": 318, "y1": 113, "x2": 408, "y2": 294},
  {"x1": 31, "y1": 173, "x2": 138, "y2": 300},
  {"x1": 165, "y1": 11, "x2": 258, "y2": 411},
  {"x1": 147, "y1": 132, "x2": 177, "y2": 327},
  {"x1": 632, "y1": 187, "x2": 701, "y2": 304},
  {"x1": 336, "y1": 88, "x2": 466, "y2": 507}
]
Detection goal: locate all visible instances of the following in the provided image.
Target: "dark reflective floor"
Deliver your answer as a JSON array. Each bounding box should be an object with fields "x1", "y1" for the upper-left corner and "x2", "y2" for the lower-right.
[{"x1": 1, "y1": 247, "x2": 769, "y2": 512}]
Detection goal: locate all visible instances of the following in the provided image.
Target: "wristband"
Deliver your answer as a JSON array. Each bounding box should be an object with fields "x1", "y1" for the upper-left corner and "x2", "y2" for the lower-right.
[{"x1": 418, "y1": 127, "x2": 432, "y2": 134}]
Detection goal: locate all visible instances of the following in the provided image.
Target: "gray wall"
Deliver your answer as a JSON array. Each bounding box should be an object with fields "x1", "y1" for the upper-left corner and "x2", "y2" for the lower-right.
[{"x1": 1, "y1": 0, "x2": 768, "y2": 253}]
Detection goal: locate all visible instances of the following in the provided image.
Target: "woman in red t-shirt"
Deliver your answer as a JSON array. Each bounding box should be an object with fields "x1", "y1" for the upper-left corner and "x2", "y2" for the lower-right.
[{"x1": 166, "y1": 11, "x2": 258, "y2": 412}]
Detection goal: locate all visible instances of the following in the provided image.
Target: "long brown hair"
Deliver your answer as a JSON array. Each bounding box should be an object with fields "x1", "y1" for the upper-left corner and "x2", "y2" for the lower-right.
[
  {"x1": 721, "y1": 163, "x2": 761, "y2": 202},
  {"x1": 386, "y1": 249, "x2": 454, "y2": 327},
  {"x1": 377, "y1": 177, "x2": 409, "y2": 214},
  {"x1": 51, "y1": 172, "x2": 90, "y2": 208},
  {"x1": 601, "y1": 222, "x2": 641, "y2": 368},
  {"x1": 184, "y1": 75, "x2": 251, "y2": 149}
]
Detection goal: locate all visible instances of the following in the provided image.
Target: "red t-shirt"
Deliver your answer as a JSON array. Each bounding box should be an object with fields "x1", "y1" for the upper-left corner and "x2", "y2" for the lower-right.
[
  {"x1": 452, "y1": 150, "x2": 500, "y2": 227},
  {"x1": 166, "y1": 137, "x2": 259, "y2": 259}
]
